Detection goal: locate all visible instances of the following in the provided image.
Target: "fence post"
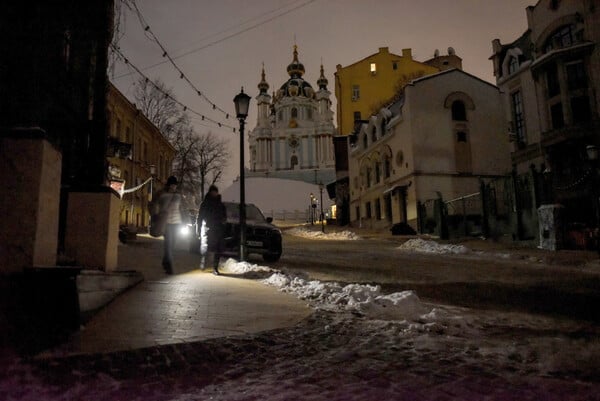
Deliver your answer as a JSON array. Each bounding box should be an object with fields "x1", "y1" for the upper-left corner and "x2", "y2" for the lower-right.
[{"x1": 480, "y1": 179, "x2": 490, "y2": 238}]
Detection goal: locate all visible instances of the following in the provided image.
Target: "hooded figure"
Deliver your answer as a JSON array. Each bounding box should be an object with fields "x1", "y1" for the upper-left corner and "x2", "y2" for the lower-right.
[{"x1": 198, "y1": 185, "x2": 227, "y2": 275}]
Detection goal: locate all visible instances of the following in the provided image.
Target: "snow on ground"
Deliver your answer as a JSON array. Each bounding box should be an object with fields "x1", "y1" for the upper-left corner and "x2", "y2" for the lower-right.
[
  {"x1": 2, "y1": 258, "x2": 599, "y2": 401},
  {"x1": 398, "y1": 238, "x2": 471, "y2": 254},
  {"x1": 285, "y1": 227, "x2": 361, "y2": 240}
]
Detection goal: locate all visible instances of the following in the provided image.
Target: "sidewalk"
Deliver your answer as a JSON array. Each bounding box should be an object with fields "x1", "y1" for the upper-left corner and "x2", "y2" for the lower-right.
[{"x1": 41, "y1": 235, "x2": 311, "y2": 357}]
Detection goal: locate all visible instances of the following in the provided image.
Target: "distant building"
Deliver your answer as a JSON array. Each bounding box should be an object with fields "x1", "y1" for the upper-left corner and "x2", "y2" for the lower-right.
[
  {"x1": 490, "y1": 0, "x2": 600, "y2": 248},
  {"x1": 334, "y1": 47, "x2": 461, "y2": 137},
  {"x1": 106, "y1": 83, "x2": 176, "y2": 229},
  {"x1": 247, "y1": 46, "x2": 336, "y2": 185},
  {"x1": 332, "y1": 47, "x2": 462, "y2": 226},
  {"x1": 348, "y1": 69, "x2": 510, "y2": 230}
]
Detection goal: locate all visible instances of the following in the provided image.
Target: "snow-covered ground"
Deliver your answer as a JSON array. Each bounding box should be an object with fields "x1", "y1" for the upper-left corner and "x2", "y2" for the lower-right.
[
  {"x1": 285, "y1": 227, "x2": 361, "y2": 240},
  {"x1": 2, "y1": 256, "x2": 599, "y2": 400}
]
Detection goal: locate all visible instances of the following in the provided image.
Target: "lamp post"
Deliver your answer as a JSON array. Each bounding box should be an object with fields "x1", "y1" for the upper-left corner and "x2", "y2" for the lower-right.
[
  {"x1": 319, "y1": 181, "x2": 325, "y2": 233},
  {"x1": 234, "y1": 87, "x2": 251, "y2": 261}
]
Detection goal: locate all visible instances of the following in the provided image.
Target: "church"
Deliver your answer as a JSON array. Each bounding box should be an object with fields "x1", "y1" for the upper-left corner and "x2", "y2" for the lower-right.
[{"x1": 247, "y1": 46, "x2": 337, "y2": 185}]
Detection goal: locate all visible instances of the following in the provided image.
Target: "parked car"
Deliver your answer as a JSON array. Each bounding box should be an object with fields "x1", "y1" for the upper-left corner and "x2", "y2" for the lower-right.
[{"x1": 190, "y1": 202, "x2": 282, "y2": 262}]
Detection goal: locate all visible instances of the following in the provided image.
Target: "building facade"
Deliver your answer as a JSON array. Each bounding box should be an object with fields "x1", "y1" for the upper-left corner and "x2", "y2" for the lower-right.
[
  {"x1": 107, "y1": 83, "x2": 176, "y2": 229},
  {"x1": 247, "y1": 46, "x2": 336, "y2": 185},
  {"x1": 348, "y1": 69, "x2": 510, "y2": 230},
  {"x1": 334, "y1": 47, "x2": 462, "y2": 136},
  {"x1": 490, "y1": 0, "x2": 600, "y2": 248}
]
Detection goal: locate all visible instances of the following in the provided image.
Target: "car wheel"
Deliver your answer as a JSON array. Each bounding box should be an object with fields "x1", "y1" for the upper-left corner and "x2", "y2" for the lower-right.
[{"x1": 263, "y1": 253, "x2": 281, "y2": 263}]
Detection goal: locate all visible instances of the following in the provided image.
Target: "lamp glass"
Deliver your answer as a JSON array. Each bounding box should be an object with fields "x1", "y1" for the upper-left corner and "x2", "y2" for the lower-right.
[{"x1": 233, "y1": 88, "x2": 251, "y2": 119}]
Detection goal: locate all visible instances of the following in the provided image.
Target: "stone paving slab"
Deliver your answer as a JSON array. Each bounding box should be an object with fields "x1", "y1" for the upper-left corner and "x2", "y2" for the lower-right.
[{"x1": 41, "y1": 269, "x2": 311, "y2": 356}]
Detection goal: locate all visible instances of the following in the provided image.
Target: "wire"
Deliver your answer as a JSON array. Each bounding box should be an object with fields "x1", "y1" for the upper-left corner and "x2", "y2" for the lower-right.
[
  {"x1": 110, "y1": 44, "x2": 237, "y2": 133},
  {"x1": 114, "y1": 0, "x2": 317, "y2": 78}
]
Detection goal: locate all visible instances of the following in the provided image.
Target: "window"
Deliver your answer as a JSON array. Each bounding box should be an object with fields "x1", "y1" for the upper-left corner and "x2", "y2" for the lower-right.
[
  {"x1": 307, "y1": 107, "x2": 313, "y2": 120},
  {"x1": 375, "y1": 162, "x2": 381, "y2": 183},
  {"x1": 370, "y1": 63, "x2": 377, "y2": 75},
  {"x1": 291, "y1": 155, "x2": 299, "y2": 168},
  {"x1": 384, "y1": 157, "x2": 391, "y2": 178},
  {"x1": 355, "y1": 206, "x2": 360, "y2": 221},
  {"x1": 371, "y1": 126, "x2": 377, "y2": 143},
  {"x1": 366, "y1": 202, "x2": 372, "y2": 219},
  {"x1": 143, "y1": 142, "x2": 148, "y2": 162},
  {"x1": 291, "y1": 107, "x2": 298, "y2": 118},
  {"x1": 375, "y1": 198, "x2": 381, "y2": 220},
  {"x1": 571, "y1": 96, "x2": 591, "y2": 124},
  {"x1": 392, "y1": 62, "x2": 398, "y2": 70},
  {"x1": 353, "y1": 111, "x2": 362, "y2": 121},
  {"x1": 544, "y1": 25, "x2": 575, "y2": 53},
  {"x1": 546, "y1": 63, "x2": 560, "y2": 97},
  {"x1": 566, "y1": 61, "x2": 587, "y2": 90},
  {"x1": 116, "y1": 118, "x2": 122, "y2": 139},
  {"x1": 363, "y1": 133, "x2": 368, "y2": 149},
  {"x1": 456, "y1": 132, "x2": 468, "y2": 142},
  {"x1": 366, "y1": 167, "x2": 372, "y2": 187},
  {"x1": 451, "y1": 100, "x2": 467, "y2": 121},
  {"x1": 511, "y1": 91, "x2": 526, "y2": 143},
  {"x1": 508, "y1": 56, "x2": 519, "y2": 74},
  {"x1": 550, "y1": 103, "x2": 564, "y2": 129},
  {"x1": 352, "y1": 85, "x2": 360, "y2": 100}
]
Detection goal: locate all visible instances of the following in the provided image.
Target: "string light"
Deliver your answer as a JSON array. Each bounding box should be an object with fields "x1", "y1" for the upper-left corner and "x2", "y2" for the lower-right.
[
  {"x1": 110, "y1": 44, "x2": 237, "y2": 133},
  {"x1": 124, "y1": 0, "x2": 232, "y2": 119}
]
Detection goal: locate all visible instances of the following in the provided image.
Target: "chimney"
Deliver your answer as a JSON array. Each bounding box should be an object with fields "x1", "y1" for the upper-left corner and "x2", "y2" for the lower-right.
[{"x1": 402, "y1": 48, "x2": 412, "y2": 59}]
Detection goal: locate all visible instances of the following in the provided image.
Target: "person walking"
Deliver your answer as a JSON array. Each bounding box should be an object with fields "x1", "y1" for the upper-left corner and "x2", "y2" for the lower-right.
[
  {"x1": 156, "y1": 176, "x2": 187, "y2": 274},
  {"x1": 198, "y1": 185, "x2": 227, "y2": 275}
]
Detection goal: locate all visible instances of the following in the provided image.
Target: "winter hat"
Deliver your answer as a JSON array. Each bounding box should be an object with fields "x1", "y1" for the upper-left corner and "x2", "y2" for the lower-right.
[{"x1": 166, "y1": 176, "x2": 178, "y2": 186}]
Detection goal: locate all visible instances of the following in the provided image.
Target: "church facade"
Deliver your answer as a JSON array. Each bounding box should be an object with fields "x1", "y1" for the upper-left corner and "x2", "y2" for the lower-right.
[{"x1": 247, "y1": 46, "x2": 336, "y2": 185}]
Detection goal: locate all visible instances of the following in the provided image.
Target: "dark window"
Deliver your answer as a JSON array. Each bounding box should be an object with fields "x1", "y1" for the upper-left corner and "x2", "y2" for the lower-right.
[
  {"x1": 508, "y1": 56, "x2": 519, "y2": 74},
  {"x1": 375, "y1": 198, "x2": 382, "y2": 220},
  {"x1": 451, "y1": 100, "x2": 467, "y2": 121},
  {"x1": 356, "y1": 206, "x2": 360, "y2": 220},
  {"x1": 571, "y1": 96, "x2": 591, "y2": 124},
  {"x1": 566, "y1": 61, "x2": 587, "y2": 90},
  {"x1": 544, "y1": 25, "x2": 574, "y2": 53},
  {"x1": 511, "y1": 91, "x2": 526, "y2": 143},
  {"x1": 392, "y1": 62, "x2": 398, "y2": 70},
  {"x1": 291, "y1": 107, "x2": 298, "y2": 118},
  {"x1": 366, "y1": 167, "x2": 372, "y2": 187},
  {"x1": 546, "y1": 63, "x2": 560, "y2": 97},
  {"x1": 550, "y1": 103, "x2": 564, "y2": 129},
  {"x1": 456, "y1": 132, "x2": 468, "y2": 142},
  {"x1": 353, "y1": 111, "x2": 362, "y2": 121},
  {"x1": 384, "y1": 157, "x2": 391, "y2": 178},
  {"x1": 363, "y1": 133, "x2": 368, "y2": 149},
  {"x1": 375, "y1": 162, "x2": 381, "y2": 183},
  {"x1": 371, "y1": 126, "x2": 377, "y2": 143},
  {"x1": 291, "y1": 155, "x2": 299, "y2": 168},
  {"x1": 366, "y1": 202, "x2": 372, "y2": 218}
]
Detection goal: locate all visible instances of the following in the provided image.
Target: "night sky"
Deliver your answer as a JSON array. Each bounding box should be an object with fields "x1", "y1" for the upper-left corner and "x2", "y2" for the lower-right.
[{"x1": 111, "y1": 0, "x2": 534, "y2": 186}]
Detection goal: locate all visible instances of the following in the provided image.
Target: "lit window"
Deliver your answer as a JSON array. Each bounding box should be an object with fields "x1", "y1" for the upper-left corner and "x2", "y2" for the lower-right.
[{"x1": 370, "y1": 63, "x2": 377, "y2": 75}]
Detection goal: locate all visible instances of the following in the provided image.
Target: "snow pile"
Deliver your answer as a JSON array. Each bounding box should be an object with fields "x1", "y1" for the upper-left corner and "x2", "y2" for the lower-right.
[
  {"x1": 286, "y1": 227, "x2": 361, "y2": 240},
  {"x1": 262, "y1": 272, "x2": 429, "y2": 320},
  {"x1": 398, "y1": 238, "x2": 470, "y2": 254},
  {"x1": 221, "y1": 258, "x2": 274, "y2": 274}
]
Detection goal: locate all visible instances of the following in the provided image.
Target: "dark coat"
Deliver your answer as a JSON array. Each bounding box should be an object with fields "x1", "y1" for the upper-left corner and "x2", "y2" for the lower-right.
[{"x1": 198, "y1": 194, "x2": 227, "y2": 252}]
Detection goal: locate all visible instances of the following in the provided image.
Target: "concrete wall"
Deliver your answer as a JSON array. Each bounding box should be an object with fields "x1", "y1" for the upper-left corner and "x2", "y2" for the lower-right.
[{"x1": 1, "y1": 134, "x2": 61, "y2": 273}]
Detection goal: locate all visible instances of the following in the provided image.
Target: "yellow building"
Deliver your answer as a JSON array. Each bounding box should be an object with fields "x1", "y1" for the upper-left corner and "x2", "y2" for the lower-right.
[
  {"x1": 335, "y1": 47, "x2": 461, "y2": 136},
  {"x1": 106, "y1": 83, "x2": 176, "y2": 229}
]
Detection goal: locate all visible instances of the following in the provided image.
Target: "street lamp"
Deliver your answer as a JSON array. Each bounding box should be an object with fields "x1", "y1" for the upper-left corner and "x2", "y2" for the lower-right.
[
  {"x1": 318, "y1": 181, "x2": 325, "y2": 233},
  {"x1": 234, "y1": 87, "x2": 251, "y2": 261}
]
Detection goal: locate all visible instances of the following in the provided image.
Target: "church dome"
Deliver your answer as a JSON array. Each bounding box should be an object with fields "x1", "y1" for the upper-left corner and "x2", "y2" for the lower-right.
[{"x1": 279, "y1": 45, "x2": 314, "y2": 98}]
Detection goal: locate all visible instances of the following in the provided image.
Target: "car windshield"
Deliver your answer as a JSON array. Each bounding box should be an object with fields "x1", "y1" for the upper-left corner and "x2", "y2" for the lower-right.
[{"x1": 225, "y1": 203, "x2": 266, "y2": 222}]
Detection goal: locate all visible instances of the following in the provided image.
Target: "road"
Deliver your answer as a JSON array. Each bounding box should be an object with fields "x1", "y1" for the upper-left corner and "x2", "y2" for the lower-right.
[{"x1": 276, "y1": 233, "x2": 600, "y2": 322}]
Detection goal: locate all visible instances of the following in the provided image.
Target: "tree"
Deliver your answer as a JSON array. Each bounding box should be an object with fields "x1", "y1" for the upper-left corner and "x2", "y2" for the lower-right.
[{"x1": 132, "y1": 77, "x2": 229, "y2": 208}]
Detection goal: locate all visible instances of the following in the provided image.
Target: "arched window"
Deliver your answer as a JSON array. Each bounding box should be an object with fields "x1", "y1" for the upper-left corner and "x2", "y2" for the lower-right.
[
  {"x1": 544, "y1": 25, "x2": 575, "y2": 53},
  {"x1": 371, "y1": 126, "x2": 377, "y2": 143},
  {"x1": 291, "y1": 107, "x2": 298, "y2": 118},
  {"x1": 451, "y1": 100, "x2": 467, "y2": 121},
  {"x1": 363, "y1": 133, "x2": 368, "y2": 149}
]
